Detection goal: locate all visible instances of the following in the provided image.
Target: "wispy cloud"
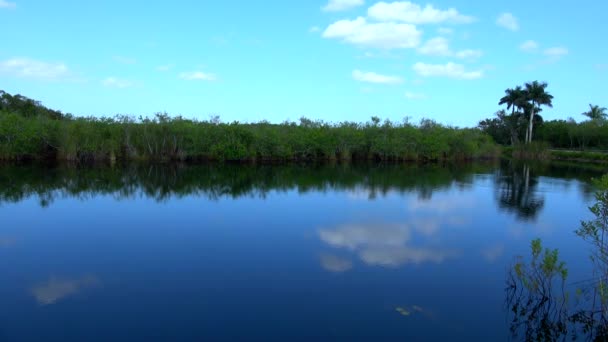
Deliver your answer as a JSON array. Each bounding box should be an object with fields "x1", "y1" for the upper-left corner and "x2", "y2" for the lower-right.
[
  {"x1": 102, "y1": 77, "x2": 135, "y2": 88},
  {"x1": 112, "y1": 56, "x2": 137, "y2": 65},
  {"x1": 520, "y1": 40, "x2": 539, "y2": 52},
  {"x1": 367, "y1": 1, "x2": 474, "y2": 24},
  {"x1": 156, "y1": 64, "x2": 174, "y2": 72},
  {"x1": 0, "y1": 58, "x2": 70, "y2": 80},
  {"x1": 405, "y1": 91, "x2": 427, "y2": 100},
  {"x1": 323, "y1": 17, "x2": 421, "y2": 49},
  {"x1": 496, "y1": 12, "x2": 519, "y2": 31},
  {"x1": 309, "y1": 26, "x2": 321, "y2": 33},
  {"x1": 352, "y1": 69, "x2": 403, "y2": 84},
  {"x1": 179, "y1": 71, "x2": 217, "y2": 81},
  {"x1": 0, "y1": 0, "x2": 16, "y2": 9},
  {"x1": 413, "y1": 62, "x2": 484, "y2": 80},
  {"x1": 322, "y1": 0, "x2": 364, "y2": 12},
  {"x1": 544, "y1": 46, "x2": 569, "y2": 58},
  {"x1": 31, "y1": 275, "x2": 100, "y2": 305}
]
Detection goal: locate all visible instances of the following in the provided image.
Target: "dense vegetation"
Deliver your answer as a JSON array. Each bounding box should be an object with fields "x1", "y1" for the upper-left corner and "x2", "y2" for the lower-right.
[
  {"x1": 479, "y1": 82, "x2": 607, "y2": 152},
  {"x1": 0, "y1": 90, "x2": 498, "y2": 163}
]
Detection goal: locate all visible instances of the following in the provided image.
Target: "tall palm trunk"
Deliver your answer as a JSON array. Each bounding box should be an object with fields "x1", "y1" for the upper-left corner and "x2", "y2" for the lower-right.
[{"x1": 527, "y1": 102, "x2": 535, "y2": 144}]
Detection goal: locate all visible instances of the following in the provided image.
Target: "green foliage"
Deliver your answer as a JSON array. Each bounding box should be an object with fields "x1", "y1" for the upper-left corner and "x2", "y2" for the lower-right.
[{"x1": 0, "y1": 109, "x2": 499, "y2": 163}]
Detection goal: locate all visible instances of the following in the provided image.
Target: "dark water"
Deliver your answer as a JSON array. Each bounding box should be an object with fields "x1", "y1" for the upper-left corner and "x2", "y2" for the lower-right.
[{"x1": 0, "y1": 161, "x2": 603, "y2": 341}]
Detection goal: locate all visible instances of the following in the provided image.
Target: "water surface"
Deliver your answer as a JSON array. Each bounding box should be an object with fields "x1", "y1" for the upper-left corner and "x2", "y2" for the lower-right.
[{"x1": 0, "y1": 161, "x2": 602, "y2": 341}]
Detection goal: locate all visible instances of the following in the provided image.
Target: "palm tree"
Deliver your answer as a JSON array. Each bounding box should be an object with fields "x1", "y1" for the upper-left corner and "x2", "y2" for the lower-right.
[
  {"x1": 524, "y1": 81, "x2": 553, "y2": 144},
  {"x1": 499, "y1": 86, "x2": 526, "y2": 116},
  {"x1": 582, "y1": 104, "x2": 608, "y2": 120},
  {"x1": 499, "y1": 86, "x2": 528, "y2": 144}
]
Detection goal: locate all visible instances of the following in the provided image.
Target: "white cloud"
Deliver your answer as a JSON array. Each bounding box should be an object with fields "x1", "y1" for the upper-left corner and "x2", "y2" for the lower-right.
[
  {"x1": 112, "y1": 56, "x2": 136, "y2": 64},
  {"x1": 454, "y1": 49, "x2": 483, "y2": 59},
  {"x1": 520, "y1": 40, "x2": 538, "y2": 52},
  {"x1": 0, "y1": 0, "x2": 16, "y2": 8},
  {"x1": 352, "y1": 69, "x2": 403, "y2": 84},
  {"x1": 418, "y1": 37, "x2": 451, "y2": 56},
  {"x1": 413, "y1": 62, "x2": 483, "y2": 79},
  {"x1": 367, "y1": 1, "x2": 474, "y2": 24},
  {"x1": 179, "y1": 71, "x2": 217, "y2": 81},
  {"x1": 323, "y1": 17, "x2": 422, "y2": 49},
  {"x1": 544, "y1": 46, "x2": 568, "y2": 58},
  {"x1": 417, "y1": 37, "x2": 482, "y2": 59},
  {"x1": 405, "y1": 91, "x2": 426, "y2": 100},
  {"x1": 0, "y1": 58, "x2": 69, "y2": 80},
  {"x1": 496, "y1": 12, "x2": 519, "y2": 31},
  {"x1": 322, "y1": 0, "x2": 364, "y2": 12},
  {"x1": 322, "y1": 17, "x2": 421, "y2": 49},
  {"x1": 102, "y1": 77, "x2": 135, "y2": 88}
]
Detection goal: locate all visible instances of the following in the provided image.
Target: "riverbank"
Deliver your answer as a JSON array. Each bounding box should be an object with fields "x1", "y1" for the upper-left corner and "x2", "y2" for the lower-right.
[{"x1": 504, "y1": 145, "x2": 608, "y2": 164}]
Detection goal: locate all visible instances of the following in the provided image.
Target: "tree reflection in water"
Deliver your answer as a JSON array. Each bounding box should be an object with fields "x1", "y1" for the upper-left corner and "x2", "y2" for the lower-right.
[{"x1": 506, "y1": 175, "x2": 608, "y2": 341}]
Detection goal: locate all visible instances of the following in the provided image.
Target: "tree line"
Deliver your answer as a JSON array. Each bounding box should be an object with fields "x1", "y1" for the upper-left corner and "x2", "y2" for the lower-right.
[
  {"x1": 479, "y1": 81, "x2": 607, "y2": 150},
  {"x1": 0, "y1": 90, "x2": 498, "y2": 163}
]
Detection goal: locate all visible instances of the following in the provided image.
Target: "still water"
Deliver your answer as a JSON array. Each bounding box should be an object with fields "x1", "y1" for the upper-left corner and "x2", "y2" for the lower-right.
[{"x1": 0, "y1": 161, "x2": 603, "y2": 341}]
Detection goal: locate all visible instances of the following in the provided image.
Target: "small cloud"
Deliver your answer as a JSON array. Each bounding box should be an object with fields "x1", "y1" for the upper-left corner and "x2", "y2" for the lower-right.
[
  {"x1": 319, "y1": 254, "x2": 353, "y2": 272},
  {"x1": 309, "y1": 26, "x2": 321, "y2": 33},
  {"x1": 112, "y1": 56, "x2": 136, "y2": 64},
  {"x1": 0, "y1": 58, "x2": 70, "y2": 80},
  {"x1": 156, "y1": 64, "x2": 174, "y2": 72},
  {"x1": 322, "y1": 17, "x2": 421, "y2": 49},
  {"x1": 179, "y1": 71, "x2": 217, "y2": 81},
  {"x1": 405, "y1": 91, "x2": 427, "y2": 100},
  {"x1": 596, "y1": 64, "x2": 608, "y2": 71},
  {"x1": 417, "y1": 37, "x2": 481, "y2": 59},
  {"x1": 352, "y1": 69, "x2": 403, "y2": 84},
  {"x1": 322, "y1": 0, "x2": 364, "y2": 12},
  {"x1": 496, "y1": 12, "x2": 519, "y2": 31},
  {"x1": 520, "y1": 40, "x2": 539, "y2": 52},
  {"x1": 454, "y1": 49, "x2": 483, "y2": 59},
  {"x1": 418, "y1": 37, "x2": 451, "y2": 56},
  {"x1": 367, "y1": 2, "x2": 475, "y2": 24},
  {"x1": 413, "y1": 62, "x2": 483, "y2": 80},
  {"x1": 31, "y1": 275, "x2": 100, "y2": 305},
  {"x1": 544, "y1": 46, "x2": 568, "y2": 58},
  {"x1": 0, "y1": 0, "x2": 16, "y2": 8},
  {"x1": 102, "y1": 77, "x2": 135, "y2": 88}
]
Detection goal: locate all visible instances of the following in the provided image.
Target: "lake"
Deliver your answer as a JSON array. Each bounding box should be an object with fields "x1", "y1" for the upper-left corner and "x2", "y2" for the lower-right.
[{"x1": 0, "y1": 161, "x2": 603, "y2": 341}]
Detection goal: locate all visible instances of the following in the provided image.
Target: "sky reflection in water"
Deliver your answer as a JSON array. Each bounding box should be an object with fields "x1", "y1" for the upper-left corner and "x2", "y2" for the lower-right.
[{"x1": 0, "y1": 162, "x2": 601, "y2": 341}]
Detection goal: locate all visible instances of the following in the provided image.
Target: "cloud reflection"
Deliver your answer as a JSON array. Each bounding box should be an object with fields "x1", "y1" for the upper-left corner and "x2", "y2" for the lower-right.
[
  {"x1": 319, "y1": 223, "x2": 455, "y2": 268},
  {"x1": 31, "y1": 275, "x2": 100, "y2": 305},
  {"x1": 319, "y1": 254, "x2": 353, "y2": 272}
]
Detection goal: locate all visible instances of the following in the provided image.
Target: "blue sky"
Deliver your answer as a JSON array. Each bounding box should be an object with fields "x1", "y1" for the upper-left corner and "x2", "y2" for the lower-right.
[{"x1": 1, "y1": 0, "x2": 606, "y2": 127}]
